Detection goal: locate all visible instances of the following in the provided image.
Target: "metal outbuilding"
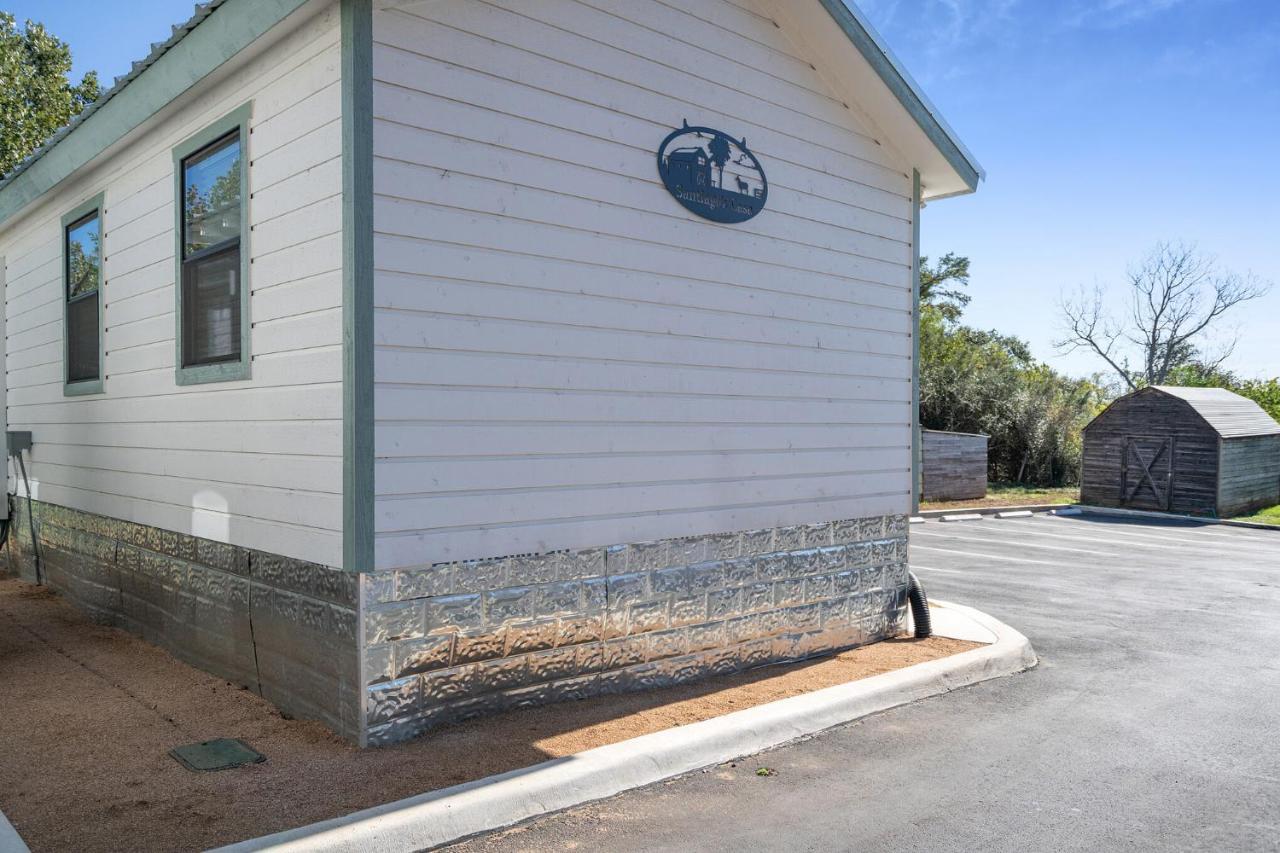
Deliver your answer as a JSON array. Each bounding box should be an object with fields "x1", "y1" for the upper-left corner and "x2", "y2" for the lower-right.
[{"x1": 1081, "y1": 386, "x2": 1280, "y2": 517}]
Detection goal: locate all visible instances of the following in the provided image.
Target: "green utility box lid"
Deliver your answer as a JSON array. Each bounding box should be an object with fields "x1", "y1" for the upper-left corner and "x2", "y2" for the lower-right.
[{"x1": 169, "y1": 738, "x2": 265, "y2": 772}]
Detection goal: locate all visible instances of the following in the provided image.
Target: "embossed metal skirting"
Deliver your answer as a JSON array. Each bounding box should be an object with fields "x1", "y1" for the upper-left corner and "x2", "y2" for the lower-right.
[
  {"x1": 2, "y1": 500, "x2": 908, "y2": 747},
  {"x1": 362, "y1": 515, "x2": 910, "y2": 745},
  {"x1": 3, "y1": 497, "x2": 361, "y2": 741}
]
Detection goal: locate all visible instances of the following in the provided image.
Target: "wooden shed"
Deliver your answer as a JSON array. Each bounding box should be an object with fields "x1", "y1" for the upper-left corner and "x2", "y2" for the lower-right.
[
  {"x1": 921, "y1": 430, "x2": 988, "y2": 502},
  {"x1": 1081, "y1": 386, "x2": 1280, "y2": 517}
]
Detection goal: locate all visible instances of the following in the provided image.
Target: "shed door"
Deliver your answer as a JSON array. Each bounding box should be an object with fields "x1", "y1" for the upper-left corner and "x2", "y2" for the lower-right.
[{"x1": 1120, "y1": 436, "x2": 1175, "y2": 510}]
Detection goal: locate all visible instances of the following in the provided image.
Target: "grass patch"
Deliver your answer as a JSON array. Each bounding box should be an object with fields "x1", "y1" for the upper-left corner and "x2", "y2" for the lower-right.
[
  {"x1": 920, "y1": 483, "x2": 1079, "y2": 512},
  {"x1": 1232, "y1": 505, "x2": 1280, "y2": 526}
]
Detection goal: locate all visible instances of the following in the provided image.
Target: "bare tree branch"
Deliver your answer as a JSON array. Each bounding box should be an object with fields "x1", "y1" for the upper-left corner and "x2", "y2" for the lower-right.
[
  {"x1": 1057, "y1": 243, "x2": 1271, "y2": 388},
  {"x1": 1057, "y1": 285, "x2": 1138, "y2": 391}
]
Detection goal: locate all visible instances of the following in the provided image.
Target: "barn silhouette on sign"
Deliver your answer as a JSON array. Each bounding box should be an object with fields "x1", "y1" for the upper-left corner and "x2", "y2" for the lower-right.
[
  {"x1": 1081, "y1": 386, "x2": 1280, "y2": 517},
  {"x1": 657, "y1": 122, "x2": 767, "y2": 223}
]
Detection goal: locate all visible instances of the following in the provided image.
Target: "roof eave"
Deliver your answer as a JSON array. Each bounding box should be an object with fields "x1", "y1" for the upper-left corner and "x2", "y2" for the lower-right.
[
  {"x1": 0, "y1": 0, "x2": 311, "y2": 230},
  {"x1": 816, "y1": 0, "x2": 984, "y2": 197}
]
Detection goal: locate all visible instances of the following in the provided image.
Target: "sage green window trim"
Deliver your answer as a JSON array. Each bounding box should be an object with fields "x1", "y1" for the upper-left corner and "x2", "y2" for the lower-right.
[
  {"x1": 172, "y1": 101, "x2": 252, "y2": 387},
  {"x1": 62, "y1": 192, "x2": 106, "y2": 397}
]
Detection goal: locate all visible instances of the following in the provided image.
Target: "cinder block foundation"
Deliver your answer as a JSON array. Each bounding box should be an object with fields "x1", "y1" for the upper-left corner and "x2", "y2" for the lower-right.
[{"x1": 3, "y1": 500, "x2": 908, "y2": 746}]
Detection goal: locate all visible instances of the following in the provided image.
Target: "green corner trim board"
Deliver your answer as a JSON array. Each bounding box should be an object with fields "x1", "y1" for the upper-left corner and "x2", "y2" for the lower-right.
[
  {"x1": 0, "y1": 0, "x2": 309, "y2": 229},
  {"x1": 911, "y1": 169, "x2": 923, "y2": 513},
  {"x1": 341, "y1": 0, "x2": 375, "y2": 578}
]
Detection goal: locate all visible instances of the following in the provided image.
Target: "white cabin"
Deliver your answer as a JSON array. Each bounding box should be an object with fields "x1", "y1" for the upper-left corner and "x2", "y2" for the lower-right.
[{"x1": 0, "y1": 0, "x2": 980, "y2": 745}]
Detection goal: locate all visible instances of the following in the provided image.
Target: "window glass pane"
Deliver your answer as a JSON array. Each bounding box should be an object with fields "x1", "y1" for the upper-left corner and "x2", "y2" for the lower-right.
[
  {"x1": 182, "y1": 245, "x2": 241, "y2": 366},
  {"x1": 183, "y1": 133, "x2": 241, "y2": 257},
  {"x1": 66, "y1": 213, "x2": 100, "y2": 298},
  {"x1": 67, "y1": 293, "x2": 99, "y2": 382}
]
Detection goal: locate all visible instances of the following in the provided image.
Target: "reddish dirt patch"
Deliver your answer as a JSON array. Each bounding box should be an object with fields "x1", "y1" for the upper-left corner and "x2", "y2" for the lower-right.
[{"x1": 0, "y1": 576, "x2": 978, "y2": 852}]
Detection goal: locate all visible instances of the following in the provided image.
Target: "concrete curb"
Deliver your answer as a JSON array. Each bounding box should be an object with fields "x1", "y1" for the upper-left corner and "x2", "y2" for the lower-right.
[
  {"x1": 214, "y1": 604, "x2": 1036, "y2": 853},
  {"x1": 0, "y1": 808, "x2": 30, "y2": 853},
  {"x1": 917, "y1": 503, "x2": 1069, "y2": 519},
  {"x1": 1073, "y1": 505, "x2": 1280, "y2": 532}
]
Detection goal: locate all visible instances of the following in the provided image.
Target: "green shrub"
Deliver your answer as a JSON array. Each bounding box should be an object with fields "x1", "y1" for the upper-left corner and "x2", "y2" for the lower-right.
[{"x1": 920, "y1": 306, "x2": 1106, "y2": 487}]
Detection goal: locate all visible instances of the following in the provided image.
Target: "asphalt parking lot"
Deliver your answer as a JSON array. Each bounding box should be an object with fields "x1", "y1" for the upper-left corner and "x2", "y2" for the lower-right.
[{"x1": 450, "y1": 512, "x2": 1280, "y2": 852}]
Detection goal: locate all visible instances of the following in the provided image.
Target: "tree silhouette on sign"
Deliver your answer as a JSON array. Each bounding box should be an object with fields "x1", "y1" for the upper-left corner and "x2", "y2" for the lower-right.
[{"x1": 706, "y1": 134, "x2": 731, "y2": 189}]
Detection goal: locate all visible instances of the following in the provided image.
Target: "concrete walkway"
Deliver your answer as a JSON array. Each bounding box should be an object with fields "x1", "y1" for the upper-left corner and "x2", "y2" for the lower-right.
[
  {"x1": 448, "y1": 513, "x2": 1280, "y2": 852},
  {"x1": 216, "y1": 602, "x2": 1028, "y2": 852}
]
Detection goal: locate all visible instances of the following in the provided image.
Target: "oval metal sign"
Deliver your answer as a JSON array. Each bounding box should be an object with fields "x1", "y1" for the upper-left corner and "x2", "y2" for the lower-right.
[{"x1": 657, "y1": 121, "x2": 767, "y2": 224}]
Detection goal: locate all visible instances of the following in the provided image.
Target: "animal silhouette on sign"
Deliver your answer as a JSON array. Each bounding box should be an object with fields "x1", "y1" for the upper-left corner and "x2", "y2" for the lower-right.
[{"x1": 656, "y1": 120, "x2": 768, "y2": 224}]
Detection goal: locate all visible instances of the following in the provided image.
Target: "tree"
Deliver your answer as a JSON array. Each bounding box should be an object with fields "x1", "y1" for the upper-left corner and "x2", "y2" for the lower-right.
[
  {"x1": 1058, "y1": 242, "x2": 1271, "y2": 391},
  {"x1": 920, "y1": 252, "x2": 971, "y2": 321},
  {"x1": 706, "y1": 135, "x2": 731, "y2": 190},
  {"x1": 920, "y1": 303, "x2": 1104, "y2": 486},
  {"x1": 208, "y1": 159, "x2": 240, "y2": 207},
  {"x1": 0, "y1": 13, "x2": 99, "y2": 178}
]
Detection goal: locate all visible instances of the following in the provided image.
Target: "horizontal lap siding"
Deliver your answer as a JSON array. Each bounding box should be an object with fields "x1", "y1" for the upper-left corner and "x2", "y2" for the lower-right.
[
  {"x1": 0, "y1": 4, "x2": 343, "y2": 566},
  {"x1": 372, "y1": 0, "x2": 915, "y2": 569},
  {"x1": 921, "y1": 431, "x2": 987, "y2": 502},
  {"x1": 1219, "y1": 436, "x2": 1280, "y2": 517}
]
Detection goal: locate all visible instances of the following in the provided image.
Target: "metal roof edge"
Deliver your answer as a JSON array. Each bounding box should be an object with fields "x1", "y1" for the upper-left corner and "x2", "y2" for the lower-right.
[
  {"x1": 816, "y1": 0, "x2": 985, "y2": 193},
  {"x1": 0, "y1": 0, "x2": 310, "y2": 229}
]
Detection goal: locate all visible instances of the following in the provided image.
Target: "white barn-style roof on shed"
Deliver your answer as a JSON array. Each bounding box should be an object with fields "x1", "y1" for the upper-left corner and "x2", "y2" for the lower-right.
[{"x1": 1145, "y1": 386, "x2": 1280, "y2": 438}]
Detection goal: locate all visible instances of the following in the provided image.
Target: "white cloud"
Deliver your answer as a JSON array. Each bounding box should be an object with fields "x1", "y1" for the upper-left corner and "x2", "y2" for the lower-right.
[
  {"x1": 855, "y1": 0, "x2": 1023, "y2": 84},
  {"x1": 1063, "y1": 0, "x2": 1193, "y2": 29}
]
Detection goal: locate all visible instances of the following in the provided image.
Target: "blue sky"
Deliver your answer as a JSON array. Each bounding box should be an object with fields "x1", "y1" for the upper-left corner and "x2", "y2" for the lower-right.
[
  {"x1": 13, "y1": 0, "x2": 1280, "y2": 380},
  {"x1": 859, "y1": 0, "x2": 1280, "y2": 380}
]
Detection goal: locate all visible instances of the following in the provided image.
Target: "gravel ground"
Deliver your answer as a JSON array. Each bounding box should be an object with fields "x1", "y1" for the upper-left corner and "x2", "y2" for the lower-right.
[{"x1": 0, "y1": 576, "x2": 972, "y2": 852}]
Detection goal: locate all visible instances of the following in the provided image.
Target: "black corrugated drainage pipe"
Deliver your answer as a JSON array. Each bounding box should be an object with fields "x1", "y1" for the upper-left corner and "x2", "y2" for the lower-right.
[{"x1": 908, "y1": 571, "x2": 932, "y2": 638}]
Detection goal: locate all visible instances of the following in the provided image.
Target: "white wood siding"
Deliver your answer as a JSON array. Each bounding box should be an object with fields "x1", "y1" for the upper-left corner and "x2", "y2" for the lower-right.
[
  {"x1": 372, "y1": 0, "x2": 916, "y2": 570},
  {"x1": 0, "y1": 2, "x2": 343, "y2": 566}
]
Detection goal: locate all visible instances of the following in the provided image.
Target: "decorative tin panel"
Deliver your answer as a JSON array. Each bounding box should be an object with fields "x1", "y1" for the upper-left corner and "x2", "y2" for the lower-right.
[{"x1": 361, "y1": 514, "x2": 909, "y2": 744}]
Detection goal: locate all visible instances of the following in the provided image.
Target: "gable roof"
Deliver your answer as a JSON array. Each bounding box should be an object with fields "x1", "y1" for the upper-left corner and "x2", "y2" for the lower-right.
[
  {"x1": 0, "y1": 0, "x2": 983, "y2": 227},
  {"x1": 1087, "y1": 386, "x2": 1280, "y2": 439}
]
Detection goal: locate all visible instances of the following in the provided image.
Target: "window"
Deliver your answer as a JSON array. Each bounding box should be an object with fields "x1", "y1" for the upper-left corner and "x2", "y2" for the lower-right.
[
  {"x1": 62, "y1": 193, "x2": 105, "y2": 396},
  {"x1": 172, "y1": 103, "x2": 251, "y2": 384}
]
